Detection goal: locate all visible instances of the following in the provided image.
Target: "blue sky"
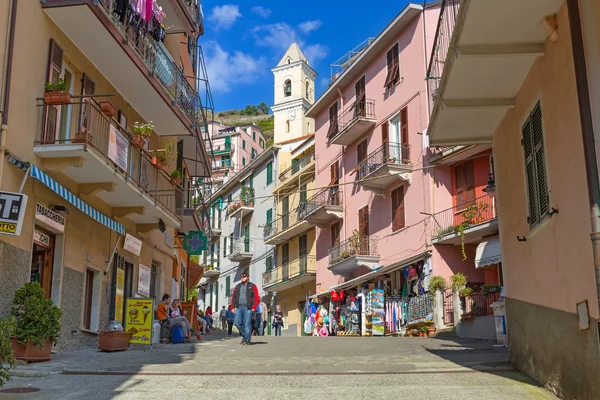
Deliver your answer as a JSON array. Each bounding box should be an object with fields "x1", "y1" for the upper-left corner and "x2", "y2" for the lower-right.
[{"x1": 201, "y1": 0, "x2": 414, "y2": 112}]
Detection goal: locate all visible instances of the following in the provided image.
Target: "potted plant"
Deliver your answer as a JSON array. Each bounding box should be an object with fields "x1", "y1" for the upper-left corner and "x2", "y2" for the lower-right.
[
  {"x1": 427, "y1": 275, "x2": 446, "y2": 294},
  {"x1": 44, "y1": 78, "x2": 71, "y2": 105},
  {"x1": 152, "y1": 140, "x2": 175, "y2": 170},
  {"x1": 99, "y1": 100, "x2": 116, "y2": 118},
  {"x1": 130, "y1": 121, "x2": 153, "y2": 149},
  {"x1": 9, "y1": 282, "x2": 62, "y2": 362},
  {"x1": 427, "y1": 324, "x2": 436, "y2": 336},
  {"x1": 482, "y1": 284, "x2": 501, "y2": 299},
  {"x1": 461, "y1": 312, "x2": 475, "y2": 320},
  {"x1": 240, "y1": 186, "x2": 255, "y2": 206},
  {"x1": 0, "y1": 317, "x2": 15, "y2": 387},
  {"x1": 451, "y1": 273, "x2": 467, "y2": 293},
  {"x1": 458, "y1": 287, "x2": 473, "y2": 298},
  {"x1": 419, "y1": 326, "x2": 428, "y2": 337},
  {"x1": 171, "y1": 169, "x2": 183, "y2": 186},
  {"x1": 98, "y1": 321, "x2": 133, "y2": 352}
]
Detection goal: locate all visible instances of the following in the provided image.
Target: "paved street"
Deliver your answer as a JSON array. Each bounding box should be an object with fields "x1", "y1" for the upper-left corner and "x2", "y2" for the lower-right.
[{"x1": 0, "y1": 330, "x2": 555, "y2": 400}]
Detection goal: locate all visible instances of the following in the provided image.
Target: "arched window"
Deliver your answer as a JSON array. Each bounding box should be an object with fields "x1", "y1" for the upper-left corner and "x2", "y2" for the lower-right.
[
  {"x1": 286, "y1": 120, "x2": 290, "y2": 133},
  {"x1": 287, "y1": 58, "x2": 291, "y2": 64},
  {"x1": 305, "y1": 80, "x2": 310, "y2": 99},
  {"x1": 284, "y1": 79, "x2": 291, "y2": 97}
]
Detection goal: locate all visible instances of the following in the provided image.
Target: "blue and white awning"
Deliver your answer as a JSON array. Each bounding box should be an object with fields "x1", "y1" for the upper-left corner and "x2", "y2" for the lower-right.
[{"x1": 9, "y1": 158, "x2": 125, "y2": 235}]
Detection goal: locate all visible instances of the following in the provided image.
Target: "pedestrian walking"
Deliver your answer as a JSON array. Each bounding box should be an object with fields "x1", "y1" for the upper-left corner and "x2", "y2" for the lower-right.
[
  {"x1": 226, "y1": 305, "x2": 235, "y2": 336},
  {"x1": 254, "y1": 298, "x2": 264, "y2": 336},
  {"x1": 230, "y1": 272, "x2": 259, "y2": 345},
  {"x1": 219, "y1": 306, "x2": 227, "y2": 330},
  {"x1": 273, "y1": 304, "x2": 284, "y2": 336},
  {"x1": 258, "y1": 299, "x2": 267, "y2": 336}
]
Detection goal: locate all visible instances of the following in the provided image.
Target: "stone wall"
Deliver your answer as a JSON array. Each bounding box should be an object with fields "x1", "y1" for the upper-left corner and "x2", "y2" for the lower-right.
[
  {"x1": 506, "y1": 297, "x2": 600, "y2": 399},
  {"x1": 0, "y1": 240, "x2": 31, "y2": 318}
]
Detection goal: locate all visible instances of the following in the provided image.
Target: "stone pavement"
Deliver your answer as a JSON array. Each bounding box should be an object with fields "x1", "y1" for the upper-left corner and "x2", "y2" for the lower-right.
[{"x1": 0, "y1": 328, "x2": 557, "y2": 399}]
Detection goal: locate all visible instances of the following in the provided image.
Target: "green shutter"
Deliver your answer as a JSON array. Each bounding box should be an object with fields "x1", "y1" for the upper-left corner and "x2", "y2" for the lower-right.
[
  {"x1": 243, "y1": 140, "x2": 246, "y2": 149},
  {"x1": 267, "y1": 161, "x2": 273, "y2": 185},
  {"x1": 215, "y1": 283, "x2": 219, "y2": 310},
  {"x1": 253, "y1": 132, "x2": 256, "y2": 141},
  {"x1": 223, "y1": 237, "x2": 227, "y2": 257},
  {"x1": 243, "y1": 158, "x2": 246, "y2": 166},
  {"x1": 266, "y1": 255, "x2": 272, "y2": 271},
  {"x1": 266, "y1": 208, "x2": 272, "y2": 224},
  {"x1": 226, "y1": 276, "x2": 231, "y2": 296}
]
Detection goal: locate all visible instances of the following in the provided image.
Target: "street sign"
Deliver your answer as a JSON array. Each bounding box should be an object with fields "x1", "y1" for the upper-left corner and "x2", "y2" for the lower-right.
[
  {"x1": 0, "y1": 191, "x2": 28, "y2": 236},
  {"x1": 183, "y1": 230, "x2": 208, "y2": 255}
]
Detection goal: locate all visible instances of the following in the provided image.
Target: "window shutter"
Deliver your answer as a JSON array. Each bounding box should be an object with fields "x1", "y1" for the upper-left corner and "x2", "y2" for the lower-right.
[
  {"x1": 329, "y1": 161, "x2": 339, "y2": 185},
  {"x1": 522, "y1": 118, "x2": 538, "y2": 226},
  {"x1": 331, "y1": 222, "x2": 341, "y2": 247},
  {"x1": 382, "y1": 121, "x2": 389, "y2": 145},
  {"x1": 327, "y1": 103, "x2": 338, "y2": 138},
  {"x1": 455, "y1": 164, "x2": 466, "y2": 206},
  {"x1": 223, "y1": 237, "x2": 227, "y2": 257},
  {"x1": 400, "y1": 106, "x2": 409, "y2": 148},
  {"x1": 398, "y1": 186, "x2": 406, "y2": 229},
  {"x1": 266, "y1": 208, "x2": 272, "y2": 225},
  {"x1": 465, "y1": 161, "x2": 475, "y2": 203},
  {"x1": 80, "y1": 74, "x2": 95, "y2": 133},
  {"x1": 391, "y1": 187, "x2": 399, "y2": 231},
  {"x1": 532, "y1": 103, "x2": 548, "y2": 217},
  {"x1": 226, "y1": 276, "x2": 230, "y2": 296},
  {"x1": 359, "y1": 206, "x2": 369, "y2": 236},
  {"x1": 266, "y1": 256, "x2": 272, "y2": 272},
  {"x1": 47, "y1": 39, "x2": 63, "y2": 82},
  {"x1": 267, "y1": 161, "x2": 273, "y2": 184}
]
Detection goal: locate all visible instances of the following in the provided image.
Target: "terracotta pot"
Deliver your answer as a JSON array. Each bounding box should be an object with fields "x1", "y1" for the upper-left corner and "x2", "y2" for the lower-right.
[
  {"x1": 419, "y1": 331, "x2": 426, "y2": 337},
  {"x1": 171, "y1": 176, "x2": 182, "y2": 186},
  {"x1": 10, "y1": 337, "x2": 52, "y2": 362},
  {"x1": 98, "y1": 331, "x2": 133, "y2": 352},
  {"x1": 461, "y1": 313, "x2": 475, "y2": 320},
  {"x1": 427, "y1": 326, "x2": 436, "y2": 336},
  {"x1": 152, "y1": 157, "x2": 165, "y2": 170},
  {"x1": 44, "y1": 92, "x2": 72, "y2": 105},
  {"x1": 99, "y1": 100, "x2": 116, "y2": 117},
  {"x1": 131, "y1": 136, "x2": 146, "y2": 149}
]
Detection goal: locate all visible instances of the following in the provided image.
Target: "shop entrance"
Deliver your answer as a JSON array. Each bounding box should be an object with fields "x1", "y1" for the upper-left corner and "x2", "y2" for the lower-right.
[{"x1": 30, "y1": 227, "x2": 55, "y2": 299}]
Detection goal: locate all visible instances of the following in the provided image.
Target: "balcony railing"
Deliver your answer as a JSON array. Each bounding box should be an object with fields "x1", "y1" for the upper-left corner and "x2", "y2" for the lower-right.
[
  {"x1": 464, "y1": 291, "x2": 500, "y2": 318},
  {"x1": 229, "y1": 238, "x2": 253, "y2": 255},
  {"x1": 432, "y1": 196, "x2": 497, "y2": 240},
  {"x1": 212, "y1": 159, "x2": 233, "y2": 170},
  {"x1": 338, "y1": 98, "x2": 376, "y2": 132},
  {"x1": 263, "y1": 255, "x2": 316, "y2": 288},
  {"x1": 183, "y1": 0, "x2": 203, "y2": 29},
  {"x1": 279, "y1": 150, "x2": 315, "y2": 183},
  {"x1": 212, "y1": 143, "x2": 232, "y2": 153},
  {"x1": 301, "y1": 188, "x2": 342, "y2": 218},
  {"x1": 329, "y1": 235, "x2": 379, "y2": 266},
  {"x1": 426, "y1": 0, "x2": 460, "y2": 114},
  {"x1": 98, "y1": 0, "x2": 204, "y2": 129},
  {"x1": 37, "y1": 98, "x2": 181, "y2": 218},
  {"x1": 357, "y1": 143, "x2": 411, "y2": 180},
  {"x1": 263, "y1": 203, "x2": 308, "y2": 240}
]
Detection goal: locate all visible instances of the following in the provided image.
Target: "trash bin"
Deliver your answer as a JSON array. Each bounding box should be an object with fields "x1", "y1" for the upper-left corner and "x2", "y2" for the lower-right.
[
  {"x1": 491, "y1": 300, "x2": 508, "y2": 346},
  {"x1": 152, "y1": 320, "x2": 161, "y2": 345}
]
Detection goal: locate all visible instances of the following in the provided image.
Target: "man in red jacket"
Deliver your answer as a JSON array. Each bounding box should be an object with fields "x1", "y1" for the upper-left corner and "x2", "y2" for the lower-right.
[{"x1": 230, "y1": 272, "x2": 259, "y2": 345}]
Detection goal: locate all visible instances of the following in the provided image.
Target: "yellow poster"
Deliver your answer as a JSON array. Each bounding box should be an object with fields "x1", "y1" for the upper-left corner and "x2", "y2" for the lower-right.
[
  {"x1": 125, "y1": 298, "x2": 153, "y2": 345},
  {"x1": 115, "y1": 268, "x2": 125, "y2": 323}
]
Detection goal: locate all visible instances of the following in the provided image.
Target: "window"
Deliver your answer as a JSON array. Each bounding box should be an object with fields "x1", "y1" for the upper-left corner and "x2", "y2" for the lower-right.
[
  {"x1": 266, "y1": 208, "x2": 273, "y2": 225},
  {"x1": 357, "y1": 139, "x2": 368, "y2": 165},
  {"x1": 385, "y1": 43, "x2": 400, "y2": 88},
  {"x1": 253, "y1": 131, "x2": 256, "y2": 141},
  {"x1": 243, "y1": 140, "x2": 246, "y2": 150},
  {"x1": 266, "y1": 161, "x2": 273, "y2": 185},
  {"x1": 300, "y1": 184, "x2": 307, "y2": 209},
  {"x1": 226, "y1": 276, "x2": 231, "y2": 296},
  {"x1": 260, "y1": 138, "x2": 265, "y2": 149},
  {"x1": 242, "y1": 158, "x2": 246, "y2": 166},
  {"x1": 252, "y1": 149, "x2": 257, "y2": 160},
  {"x1": 266, "y1": 255, "x2": 273, "y2": 271},
  {"x1": 286, "y1": 120, "x2": 290, "y2": 133},
  {"x1": 282, "y1": 243, "x2": 290, "y2": 265},
  {"x1": 150, "y1": 260, "x2": 158, "y2": 299},
  {"x1": 523, "y1": 101, "x2": 549, "y2": 228},
  {"x1": 227, "y1": 194, "x2": 232, "y2": 206},
  {"x1": 305, "y1": 80, "x2": 310, "y2": 99},
  {"x1": 331, "y1": 221, "x2": 341, "y2": 248},
  {"x1": 284, "y1": 79, "x2": 292, "y2": 97},
  {"x1": 327, "y1": 102, "x2": 339, "y2": 139},
  {"x1": 455, "y1": 161, "x2": 475, "y2": 207},
  {"x1": 223, "y1": 237, "x2": 228, "y2": 257},
  {"x1": 391, "y1": 186, "x2": 406, "y2": 231},
  {"x1": 229, "y1": 233, "x2": 234, "y2": 254}
]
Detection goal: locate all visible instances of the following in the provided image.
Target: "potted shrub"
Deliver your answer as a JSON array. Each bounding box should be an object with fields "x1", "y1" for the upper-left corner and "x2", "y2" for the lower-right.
[
  {"x1": 99, "y1": 100, "x2": 116, "y2": 118},
  {"x1": 428, "y1": 275, "x2": 446, "y2": 294},
  {"x1": 419, "y1": 326, "x2": 428, "y2": 337},
  {"x1": 98, "y1": 321, "x2": 132, "y2": 352},
  {"x1": 451, "y1": 273, "x2": 467, "y2": 293},
  {"x1": 152, "y1": 140, "x2": 175, "y2": 170},
  {"x1": 240, "y1": 186, "x2": 255, "y2": 206},
  {"x1": 427, "y1": 324, "x2": 436, "y2": 336},
  {"x1": 171, "y1": 169, "x2": 183, "y2": 186},
  {"x1": 458, "y1": 287, "x2": 473, "y2": 298},
  {"x1": 130, "y1": 121, "x2": 153, "y2": 149},
  {"x1": 461, "y1": 312, "x2": 475, "y2": 320},
  {"x1": 44, "y1": 78, "x2": 71, "y2": 105},
  {"x1": 0, "y1": 317, "x2": 15, "y2": 387},
  {"x1": 9, "y1": 282, "x2": 61, "y2": 362}
]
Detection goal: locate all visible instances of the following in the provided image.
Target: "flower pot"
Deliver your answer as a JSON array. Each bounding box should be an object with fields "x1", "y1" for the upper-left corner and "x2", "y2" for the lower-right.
[
  {"x1": 152, "y1": 157, "x2": 165, "y2": 170},
  {"x1": 419, "y1": 331, "x2": 426, "y2": 337},
  {"x1": 131, "y1": 136, "x2": 146, "y2": 149},
  {"x1": 44, "y1": 92, "x2": 72, "y2": 105},
  {"x1": 427, "y1": 326, "x2": 436, "y2": 336},
  {"x1": 10, "y1": 337, "x2": 52, "y2": 362},
  {"x1": 171, "y1": 176, "x2": 182, "y2": 186},
  {"x1": 99, "y1": 100, "x2": 116, "y2": 118},
  {"x1": 73, "y1": 132, "x2": 88, "y2": 143},
  {"x1": 461, "y1": 313, "x2": 475, "y2": 320},
  {"x1": 98, "y1": 331, "x2": 133, "y2": 352}
]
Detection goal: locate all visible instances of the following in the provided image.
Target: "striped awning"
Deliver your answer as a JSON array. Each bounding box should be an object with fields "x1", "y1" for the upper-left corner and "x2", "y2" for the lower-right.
[{"x1": 9, "y1": 158, "x2": 125, "y2": 235}]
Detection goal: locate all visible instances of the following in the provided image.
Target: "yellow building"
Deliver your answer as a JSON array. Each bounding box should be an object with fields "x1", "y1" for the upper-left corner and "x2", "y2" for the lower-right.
[
  {"x1": 0, "y1": 0, "x2": 210, "y2": 350},
  {"x1": 263, "y1": 43, "x2": 317, "y2": 335}
]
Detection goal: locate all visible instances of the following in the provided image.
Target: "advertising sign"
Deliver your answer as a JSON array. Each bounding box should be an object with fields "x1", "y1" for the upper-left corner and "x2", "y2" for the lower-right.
[
  {"x1": 125, "y1": 298, "x2": 153, "y2": 345},
  {"x1": 115, "y1": 267, "x2": 125, "y2": 323},
  {"x1": 35, "y1": 203, "x2": 65, "y2": 233},
  {"x1": 123, "y1": 233, "x2": 142, "y2": 257},
  {"x1": 138, "y1": 264, "x2": 151, "y2": 297},
  {"x1": 33, "y1": 229, "x2": 51, "y2": 247},
  {"x1": 183, "y1": 230, "x2": 208, "y2": 255},
  {"x1": 0, "y1": 191, "x2": 28, "y2": 236},
  {"x1": 108, "y1": 125, "x2": 129, "y2": 171}
]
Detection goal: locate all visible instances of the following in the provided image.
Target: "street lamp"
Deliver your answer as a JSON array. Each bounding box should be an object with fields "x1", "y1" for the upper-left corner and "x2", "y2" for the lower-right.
[{"x1": 483, "y1": 173, "x2": 496, "y2": 199}]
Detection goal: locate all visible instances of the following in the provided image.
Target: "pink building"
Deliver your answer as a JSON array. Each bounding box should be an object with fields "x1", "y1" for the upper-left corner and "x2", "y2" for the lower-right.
[{"x1": 208, "y1": 121, "x2": 268, "y2": 185}]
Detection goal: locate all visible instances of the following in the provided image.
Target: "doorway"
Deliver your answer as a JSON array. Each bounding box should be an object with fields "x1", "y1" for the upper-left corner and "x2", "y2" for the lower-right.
[{"x1": 30, "y1": 227, "x2": 56, "y2": 299}]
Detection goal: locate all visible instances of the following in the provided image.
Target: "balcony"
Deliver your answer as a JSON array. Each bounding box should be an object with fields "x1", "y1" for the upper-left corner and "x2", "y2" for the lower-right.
[
  {"x1": 328, "y1": 236, "x2": 380, "y2": 279},
  {"x1": 432, "y1": 196, "x2": 498, "y2": 245},
  {"x1": 227, "y1": 199, "x2": 254, "y2": 219},
  {"x1": 329, "y1": 99, "x2": 376, "y2": 146},
  {"x1": 228, "y1": 239, "x2": 254, "y2": 262},
  {"x1": 301, "y1": 188, "x2": 343, "y2": 228},
  {"x1": 263, "y1": 206, "x2": 312, "y2": 245},
  {"x1": 212, "y1": 143, "x2": 232, "y2": 155},
  {"x1": 357, "y1": 143, "x2": 412, "y2": 196},
  {"x1": 263, "y1": 255, "x2": 316, "y2": 292},
  {"x1": 155, "y1": 0, "x2": 204, "y2": 35},
  {"x1": 212, "y1": 159, "x2": 233, "y2": 171},
  {"x1": 203, "y1": 264, "x2": 221, "y2": 278},
  {"x1": 210, "y1": 215, "x2": 222, "y2": 238},
  {"x1": 426, "y1": 0, "x2": 561, "y2": 145},
  {"x1": 35, "y1": 99, "x2": 181, "y2": 227},
  {"x1": 277, "y1": 150, "x2": 316, "y2": 191},
  {"x1": 42, "y1": 0, "x2": 204, "y2": 137}
]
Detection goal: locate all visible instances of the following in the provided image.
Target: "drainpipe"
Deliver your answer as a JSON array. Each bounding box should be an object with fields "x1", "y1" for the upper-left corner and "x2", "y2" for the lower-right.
[
  {"x1": 0, "y1": 0, "x2": 18, "y2": 188},
  {"x1": 566, "y1": 0, "x2": 600, "y2": 316}
]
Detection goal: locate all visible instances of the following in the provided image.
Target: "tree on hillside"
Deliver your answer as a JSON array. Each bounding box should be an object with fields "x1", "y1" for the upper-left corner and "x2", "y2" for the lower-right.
[{"x1": 258, "y1": 102, "x2": 269, "y2": 115}]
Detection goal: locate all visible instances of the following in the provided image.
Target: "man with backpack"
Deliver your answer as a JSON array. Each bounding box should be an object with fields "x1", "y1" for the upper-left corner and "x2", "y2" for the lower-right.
[{"x1": 230, "y1": 272, "x2": 259, "y2": 345}]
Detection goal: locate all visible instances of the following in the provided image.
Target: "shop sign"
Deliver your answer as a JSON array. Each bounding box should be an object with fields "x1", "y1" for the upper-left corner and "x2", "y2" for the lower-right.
[
  {"x1": 108, "y1": 125, "x2": 129, "y2": 171},
  {"x1": 33, "y1": 230, "x2": 51, "y2": 247},
  {"x1": 125, "y1": 298, "x2": 153, "y2": 345},
  {"x1": 115, "y1": 267, "x2": 125, "y2": 323},
  {"x1": 138, "y1": 264, "x2": 151, "y2": 297},
  {"x1": 183, "y1": 230, "x2": 208, "y2": 255},
  {"x1": 35, "y1": 203, "x2": 65, "y2": 233},
  {"x1": 0, "y1": 191, "x2": 27, "y2": 236},
  {"x1": 123, "y1": 233, "x2": 142, "y2": 256}
]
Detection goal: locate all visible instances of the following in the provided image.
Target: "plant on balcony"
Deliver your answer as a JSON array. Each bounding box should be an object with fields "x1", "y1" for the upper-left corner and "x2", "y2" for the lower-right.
[
  {"x1": 130, "y1": 121, "x2": 154, "y2": 149},
  {"x1": 151, "y1": 140, "x2": 175, "y2": 169},
  {"x1": 170, "y1": 169, "x2": 184, "y2": 186},
  {"x1": 458, "y1": 287, "x2": 473, "y2": 298},
  {"x1": 227, "y1": 201, "x2": 242, "y2": 215},
  {"x1": 43, "y1": 78, "x2": 71, "y2": 105},
  {"x1": 450, "y1": 273, "x2": 467, "y2": 293},
  {"x1": 240, "y1": 186, "x2": 255, "y2": 206},
  {"x1": 482, "y1": 284, "x2": 501, "y2": 299},
  {"x1": 427, "y1": 275, "x2": 446, "y2": 293},
  {"x1": 99, "y1": 100, "x2": 116, "y2": 118}
]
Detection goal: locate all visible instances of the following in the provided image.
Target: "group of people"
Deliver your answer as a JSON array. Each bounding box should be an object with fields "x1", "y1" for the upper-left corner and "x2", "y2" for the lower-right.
[{"x1": 156, "y1": 295, "x2": 199, "y2": 342}]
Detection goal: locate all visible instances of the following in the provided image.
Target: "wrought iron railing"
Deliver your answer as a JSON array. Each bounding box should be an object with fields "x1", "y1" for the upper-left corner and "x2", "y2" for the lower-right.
[
  {"x1": 328, "y1": 235, "x2": 379, "y2": 266},
  {"x1": 262, "y1": 255, "x2": 316, "y2": 287},
  {"x1": 229, "y1": 238, "x2": 253, "y2": 256},
  {"x1": 210, "y1": 210, "x2": 222, "y2": 231},
  {"x1": 97, "y1": 0, "x2": 203, "y2": 129},
  {"x1": 426, "y1": 0, "x2": 460, "y2": 114},
  {"x1": 357, "y1": 143, "x2": 411, "y2": 180},
  {"x1": 182, "y1": 0, "x2": 203, "y2": 29},
  {"x1": 279, "y1": 150, "x2": 315, "y2": 182},
  {"x1": 338, "y1": 98, "x2": 376, "y2": 133},
  {"x1": 227, "y1": 197, "x2": 254, "y2": 216},
  {"x1": 301, "y1": 188, "x2": 342, "y2": 219},
  {"x1": 212, "y1": 159, "x2": 233, "y2": 170},
  {"x1": 263, "y1": 203, "x2": 309, "y2": 240},
  {"x1": 432, "y1": 195, "x2": 497, "y2": 240},
  {"x1": 465, "y1": 291, "x2": 500, "y2": 317},
  {"x1": 37, "y1": 98, "x2": 181, "y2": 219}
]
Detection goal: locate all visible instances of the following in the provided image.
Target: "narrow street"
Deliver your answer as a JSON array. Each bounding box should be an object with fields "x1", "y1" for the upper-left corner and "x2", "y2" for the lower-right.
[{"x1": 1, "y1": 330, "x2": 555, "y2": 399}]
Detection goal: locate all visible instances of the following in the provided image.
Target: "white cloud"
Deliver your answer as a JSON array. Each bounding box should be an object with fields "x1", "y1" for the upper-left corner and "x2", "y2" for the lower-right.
[
  {"x1": 252, "y1": 23, "x2": 296, "y2": 51},
  {"x1": 304, "y1": 43, "x2": 328, "y2": 65},
  {"x1": 298, "y1": 20, "x2": 322, "y2": 35},
  {"x1": 208, "y1": 5, "x2": 242, "y2": 30},
  {"x1": 251, "y1": 6, "x2": 271, "y2": 18},
  {"x1": 204, "y1": 42, "x2": 266, "y2": 93}
]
